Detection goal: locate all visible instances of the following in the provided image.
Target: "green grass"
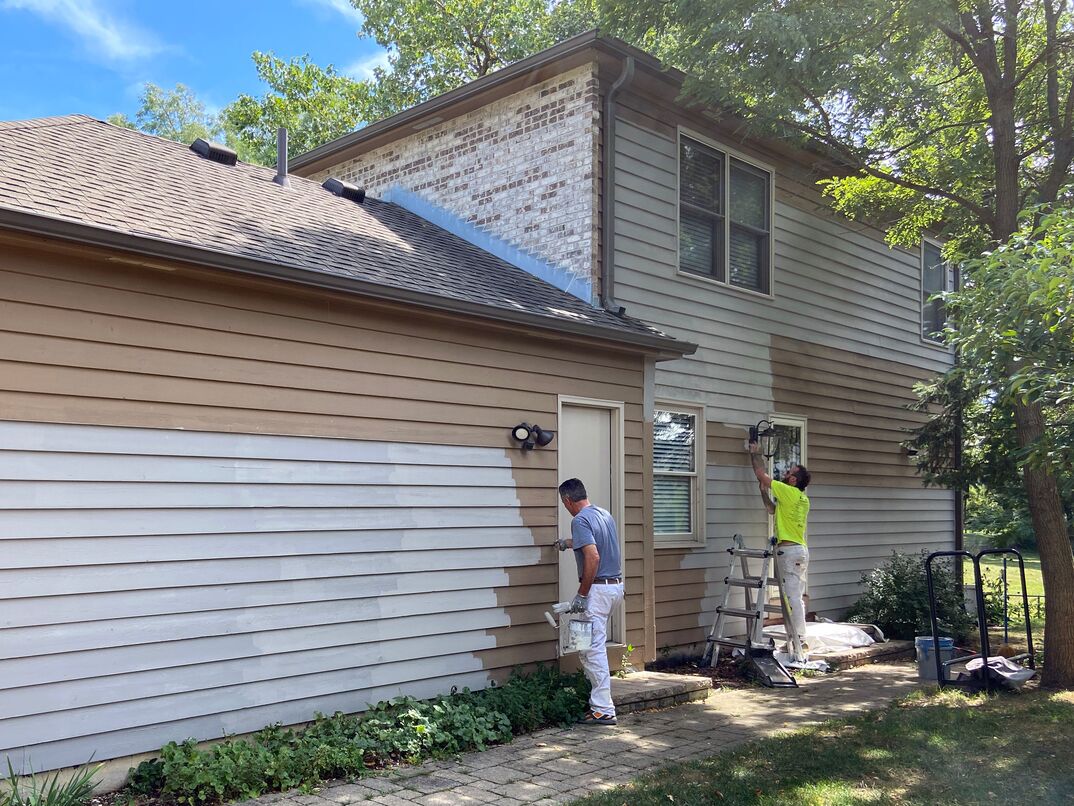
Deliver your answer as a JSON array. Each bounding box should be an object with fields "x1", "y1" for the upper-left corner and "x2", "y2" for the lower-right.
[
  {"x1": 571, "y1": 689, "x2": 1074, "y2": 805},
  {"x1": 964, "y1": 547, "x2": 1044, "y2": 597}
]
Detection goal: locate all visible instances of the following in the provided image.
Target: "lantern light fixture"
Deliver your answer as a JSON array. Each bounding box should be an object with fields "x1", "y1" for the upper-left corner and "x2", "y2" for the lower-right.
[{"x1": 749, "y1": 419, "x2": 778, "y2": 460}]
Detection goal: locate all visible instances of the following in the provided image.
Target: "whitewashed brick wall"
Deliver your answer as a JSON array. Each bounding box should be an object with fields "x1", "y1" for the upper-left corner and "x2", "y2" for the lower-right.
[{"x1": 310, "y1": 63, "x2": 601, "y2": 290}]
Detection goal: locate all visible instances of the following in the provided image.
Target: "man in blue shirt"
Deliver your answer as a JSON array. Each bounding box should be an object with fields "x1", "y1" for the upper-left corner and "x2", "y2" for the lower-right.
[{"x1": 557, "y1": 477, "x2": 624, "y2": 726}]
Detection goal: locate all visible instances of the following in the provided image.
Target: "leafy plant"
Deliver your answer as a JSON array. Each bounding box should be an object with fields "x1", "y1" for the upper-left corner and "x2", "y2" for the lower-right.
[
  {"x1": 127, "y1": 666, "x2": 589, "y2": 806},
  {"x1": 616, "y1": 644, "x2": 636, "y2": 678},
  {"x1": 2, "y1": 760, "x2": 100, "y2": 806},
  {"x1": 845, "y1": 550, "x2": 974, "y2": 641}
]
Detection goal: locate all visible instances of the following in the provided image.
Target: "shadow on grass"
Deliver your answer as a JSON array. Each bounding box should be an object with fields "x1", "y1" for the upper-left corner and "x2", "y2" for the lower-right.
[{"x1": 572, "y1": 690, "x2": 1074, "y2": 805}]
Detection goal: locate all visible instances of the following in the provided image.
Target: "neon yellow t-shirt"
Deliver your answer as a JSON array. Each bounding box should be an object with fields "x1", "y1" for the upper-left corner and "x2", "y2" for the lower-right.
[{"x1": 771, "y1": 479, "x2": 810, "y2": 546}]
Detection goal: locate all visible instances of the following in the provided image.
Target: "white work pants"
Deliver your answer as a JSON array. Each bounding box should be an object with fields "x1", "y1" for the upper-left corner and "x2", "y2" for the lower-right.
[
  {"x1": 579, "y1": 582, "x2": 624, "y2": 716},
  {"x1": 777, "y1": 544, "x2": 809, "y2": 645}
]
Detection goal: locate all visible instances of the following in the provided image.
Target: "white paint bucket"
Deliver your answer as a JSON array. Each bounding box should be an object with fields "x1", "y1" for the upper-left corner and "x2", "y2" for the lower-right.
[{"x1": 565, "y1": 618, "x2": 593, "y2": 652}]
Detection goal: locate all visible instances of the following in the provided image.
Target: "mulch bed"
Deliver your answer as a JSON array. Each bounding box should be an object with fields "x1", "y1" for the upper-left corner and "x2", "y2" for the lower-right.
[{"x1": 646, "y1": 654, "x2": 756, "y2": 689}]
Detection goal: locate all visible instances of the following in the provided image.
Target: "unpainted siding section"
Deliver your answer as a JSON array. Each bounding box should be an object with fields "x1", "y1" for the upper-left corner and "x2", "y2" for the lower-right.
[
  {"x1": 610, "y1": 100, "x2": 956, "y2": 651},
  {"x1": 0, "y1": 241, "x2": 649, "y2": 770}
]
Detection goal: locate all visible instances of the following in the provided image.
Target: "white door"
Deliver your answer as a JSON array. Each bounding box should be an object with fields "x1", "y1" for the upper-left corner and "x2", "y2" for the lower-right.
[{"x1": 557, "y1": 400, "x2": 624, "y2": 651}]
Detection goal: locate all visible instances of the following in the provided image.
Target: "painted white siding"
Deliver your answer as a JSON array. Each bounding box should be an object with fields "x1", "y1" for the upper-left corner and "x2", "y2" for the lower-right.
[{"x1": 0, "y1": 421, "x2": 541, "y2": 773}]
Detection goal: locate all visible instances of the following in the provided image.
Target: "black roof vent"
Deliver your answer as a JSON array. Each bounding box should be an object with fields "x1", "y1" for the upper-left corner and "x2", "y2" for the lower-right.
[
  {"x1": 322, "y1": 177, "x2": 366, "y2": 204},
  {"x1": 190, "y1": 138, "x2": 238, "y2": 166}
]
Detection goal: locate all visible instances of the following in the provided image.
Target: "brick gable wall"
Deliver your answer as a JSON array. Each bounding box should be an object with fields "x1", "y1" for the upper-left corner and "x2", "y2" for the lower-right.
[{"x1": 309, "y1": 63, "x2": 601, "y2": 294}]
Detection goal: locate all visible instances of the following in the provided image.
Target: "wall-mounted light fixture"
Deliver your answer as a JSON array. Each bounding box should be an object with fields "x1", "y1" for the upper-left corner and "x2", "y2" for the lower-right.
[
  {"x1": 511, "y1": 422, "x2": 555, "y2": 451},
  {"x1": 749, "y1": 419, "x2": 778, "y2": 460}
]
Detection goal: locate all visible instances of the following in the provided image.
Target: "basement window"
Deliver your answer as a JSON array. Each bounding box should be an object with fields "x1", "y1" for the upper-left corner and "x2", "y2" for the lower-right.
[{"x1": 922, "y1": 239, "x2": 953, "y2": 344}]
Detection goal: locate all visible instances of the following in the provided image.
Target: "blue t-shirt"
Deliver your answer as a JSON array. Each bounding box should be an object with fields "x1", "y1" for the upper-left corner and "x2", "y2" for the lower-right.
[{"x1": 571, "y1": 505, "x2": 622, "y2": 580}]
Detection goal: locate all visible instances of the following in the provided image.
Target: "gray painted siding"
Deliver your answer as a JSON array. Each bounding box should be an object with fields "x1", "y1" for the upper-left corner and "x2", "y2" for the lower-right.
[
  {"x1": 612, "y1": 113, "x2": 956, "y2": 646},
  {"x1": 0, "y1": 421, "x2": 541, "y2": 772}
]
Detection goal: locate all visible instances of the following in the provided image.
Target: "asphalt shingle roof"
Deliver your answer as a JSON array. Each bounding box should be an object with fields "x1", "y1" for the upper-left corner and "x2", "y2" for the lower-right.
[{"x1": 0, "y1": 115, "x2": 679, "y2": 347}]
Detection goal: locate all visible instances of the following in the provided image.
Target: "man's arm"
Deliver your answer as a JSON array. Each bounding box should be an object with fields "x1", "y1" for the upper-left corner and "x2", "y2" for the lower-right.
[
  {"x1": 748, "y1": 441, "x2": 773, "y2": 489},
  {"x1": 578, "y1": 544, "x2": 599, "y2": 596},
  {"x1": 759, "y1": 482, "x2": 775, "y2": 515}
]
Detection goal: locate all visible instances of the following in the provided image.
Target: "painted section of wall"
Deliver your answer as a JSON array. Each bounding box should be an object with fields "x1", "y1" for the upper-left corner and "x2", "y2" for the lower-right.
[
  {"x1": 307, "y1": 64, "x2": 601, "y2": 295},
  {"x1": 609, "y1": 99, "x2": 956, "y2": 651},
  {"x1": 0, "y1": 421, "x2": 539, "y2": 772},
  {"x1": 0, "y1": 240, "x2": 651, "y2": 771}
]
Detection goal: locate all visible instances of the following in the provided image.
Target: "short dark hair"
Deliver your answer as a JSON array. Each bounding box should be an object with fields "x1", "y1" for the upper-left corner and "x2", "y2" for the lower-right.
[
  {"x1": 558, "y1": 478, "x2": 588, "y2": 502},
  {"x1": 793, "y1": 465, "x2": 811, "y2": 490}
]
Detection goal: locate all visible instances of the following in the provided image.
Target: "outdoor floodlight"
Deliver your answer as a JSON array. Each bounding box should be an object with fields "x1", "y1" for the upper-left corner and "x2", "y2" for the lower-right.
[
  {"x1": 749, "y1": 419, "x2": 778, "y2": 460},
  {"x1": 511, "y1": 422, "x2": 555, "y2": 451}
]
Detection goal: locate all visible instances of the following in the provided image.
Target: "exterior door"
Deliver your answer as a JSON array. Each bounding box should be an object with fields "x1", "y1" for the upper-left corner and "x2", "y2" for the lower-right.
[{"x1": 557, "y1": 399, "x2": 625, "y2": 653}]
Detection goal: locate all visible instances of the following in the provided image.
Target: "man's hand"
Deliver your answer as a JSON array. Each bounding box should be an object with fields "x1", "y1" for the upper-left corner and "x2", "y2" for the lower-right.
[
  {"x1": 568, "y1": 593, "x2": 589, "y2": 613},
  {"x1": 554, "y1": 538, "x2": 571, "y2": 552},
  {"x1": 748, "y1": 440, "x2": 760, "y2": 454}
]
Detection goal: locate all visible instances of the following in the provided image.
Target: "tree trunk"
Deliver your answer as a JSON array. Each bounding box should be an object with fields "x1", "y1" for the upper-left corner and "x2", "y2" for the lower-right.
[{"x1": 1012, "y1": 399, "x2": 1074, "y2": 688}]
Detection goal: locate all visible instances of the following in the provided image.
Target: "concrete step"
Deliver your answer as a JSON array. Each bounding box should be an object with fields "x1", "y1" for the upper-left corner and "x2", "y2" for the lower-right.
[
  {"x1": 821, "y1": 639, "x2": 915, "y2": 670},
  {"x1": 610, "y1": 670, "x2": 712, "y2": 715}
]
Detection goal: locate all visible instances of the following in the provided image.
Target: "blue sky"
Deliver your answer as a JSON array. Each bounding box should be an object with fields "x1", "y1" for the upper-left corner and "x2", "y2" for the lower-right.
[{"x1": 0, "y1": 0, "x2": 390, "y2": 122}]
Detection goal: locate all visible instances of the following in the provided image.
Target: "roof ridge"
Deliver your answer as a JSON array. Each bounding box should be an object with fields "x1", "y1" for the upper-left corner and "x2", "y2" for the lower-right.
[{"x1": 0, "y1": 114, "x2": 96, "y2": 132}]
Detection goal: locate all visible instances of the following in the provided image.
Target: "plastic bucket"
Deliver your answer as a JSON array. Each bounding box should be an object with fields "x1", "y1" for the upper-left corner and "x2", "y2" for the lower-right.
[
  {"x1": 565, "y1": 618, "x2": 593, "y2": 652},
  {"x1": 915, "y1": 636, "x2": 954, "y2": 681}
]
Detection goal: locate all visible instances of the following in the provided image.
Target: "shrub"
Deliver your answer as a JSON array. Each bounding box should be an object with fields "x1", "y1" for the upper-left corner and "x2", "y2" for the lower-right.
[
  {"x1": 129, "y1": 665, "x2": 589, "y2": 805},
  {"x1": 845, "y1": 550, "x2": 974, "y2": 641},
  {"x1": 2, "y1": 760, "x2": 100, "y2": 806}
]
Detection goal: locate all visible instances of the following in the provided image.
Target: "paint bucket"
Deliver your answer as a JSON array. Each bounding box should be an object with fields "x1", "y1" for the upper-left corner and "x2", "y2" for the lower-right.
[
  {"x1": 565, "y1": 617, "x2": 593, "y2": 652},
  {"x1": 915, "y1": 636, "x2": 954, "y2": 680}
]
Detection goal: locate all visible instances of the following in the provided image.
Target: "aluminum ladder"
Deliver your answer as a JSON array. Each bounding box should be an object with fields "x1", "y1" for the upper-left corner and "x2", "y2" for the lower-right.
[{"x1": 702, "y1": 534, "x2": 805, "y2": 688}]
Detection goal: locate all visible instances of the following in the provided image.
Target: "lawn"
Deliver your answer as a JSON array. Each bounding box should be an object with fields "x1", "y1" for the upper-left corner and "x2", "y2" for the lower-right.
[
  {"x1": 571, "y1": 688, "x2": 1074, "y2": 805},
  {"x1": 965, "y1": 545, "x2": 1044, "y2": 597}
]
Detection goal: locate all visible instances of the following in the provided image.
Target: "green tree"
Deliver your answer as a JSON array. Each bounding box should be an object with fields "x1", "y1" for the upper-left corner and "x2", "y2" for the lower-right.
[
  {"x1": 108, "y1": 83, "x2": 223, "y2": 145},
  {"x1": 610, "y1": 0, "x2": 1074, "y2": 685},
  {"x1": 221, "y1": 54, "x2": 373, "y2": 166},
  {"x1": 351, "y1": 0, "x2": 598, "y2": 118}
]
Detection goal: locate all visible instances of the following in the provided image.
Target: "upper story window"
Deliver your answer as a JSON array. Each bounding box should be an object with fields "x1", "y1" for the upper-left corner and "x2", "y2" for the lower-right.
[
  {"x1": 653, "y1": 403, "x2": 705, "y2": 548},
  {"x1": 922, "y1": 239, "x2": 951, "y2": 344},
  {"x1": 678, "y1": 132, "x2": 772, "y2": 295}
]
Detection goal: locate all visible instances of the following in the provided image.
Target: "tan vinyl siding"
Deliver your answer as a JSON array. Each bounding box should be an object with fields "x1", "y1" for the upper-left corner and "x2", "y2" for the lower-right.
[
  {"x1": 0, "y1": 238, "x2": 650, "y2": 771},
  {"x1": 609, "y1": 96, "x2": 955, "y2": 652}
]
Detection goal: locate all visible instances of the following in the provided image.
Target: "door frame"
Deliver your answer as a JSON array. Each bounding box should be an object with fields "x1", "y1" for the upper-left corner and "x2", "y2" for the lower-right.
[{"x1": 557, "y1": 395, "x2": 627, "y2": 647}]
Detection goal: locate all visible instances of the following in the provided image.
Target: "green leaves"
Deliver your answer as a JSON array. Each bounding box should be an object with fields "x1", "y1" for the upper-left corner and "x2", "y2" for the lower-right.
[
  {"x1": 125, "y1": 666, "x2": 589, "y2": 805},
  {"x1": 2, "y1": 759, "x2": 100, "y2": 806}
]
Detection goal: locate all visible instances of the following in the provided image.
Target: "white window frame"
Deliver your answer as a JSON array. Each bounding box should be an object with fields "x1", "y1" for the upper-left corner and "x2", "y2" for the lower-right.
[
  {"x1": 921, "y1": 237, "x2": 954, "y2": 347},
  {"x1": 766, "y1": 414, "x2": 808, "y2": 538},
  {"x1": 653, "y1": 401, "x2": 706, "y2": 549},
  {"x1": 675, "y1": 126, "x2": 776, "y2": 300}
]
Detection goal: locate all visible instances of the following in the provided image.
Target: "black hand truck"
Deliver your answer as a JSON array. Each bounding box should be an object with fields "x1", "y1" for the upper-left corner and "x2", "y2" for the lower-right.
[{"x1": 925, "y1": 548, "x2": 1036, "y2": 693}]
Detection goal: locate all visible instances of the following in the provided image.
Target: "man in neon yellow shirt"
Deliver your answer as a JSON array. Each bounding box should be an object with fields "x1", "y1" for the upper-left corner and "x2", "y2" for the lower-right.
[{"x1": 749, "y1": 441, "x2": 812, "y2": 648}]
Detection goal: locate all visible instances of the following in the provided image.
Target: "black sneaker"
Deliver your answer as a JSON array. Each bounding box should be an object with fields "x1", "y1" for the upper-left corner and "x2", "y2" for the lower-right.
[{"x1": 580, "y1": 710, "x2": 617, "y2": 726}]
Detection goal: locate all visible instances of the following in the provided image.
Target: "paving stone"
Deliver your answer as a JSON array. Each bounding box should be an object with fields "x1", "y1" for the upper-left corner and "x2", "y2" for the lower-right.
[
  {"x1": 361, "y1": 778, "x2": 404, "y2": 794},
  {"x1": 370, "y1": 795, "x2": 417, "y2": 806},
  {"x1": 321, "y1": 783, "x2": 382, "y2": 803},
  {"x1": 397, "y1": 775, "x2": 459, "y2": 795},
  {"x1": 487, "y1": 781, "x2": 560, "y2": 803},
  {"x1": 468, "y1": 765, "x2": 532, "y2": 785}
]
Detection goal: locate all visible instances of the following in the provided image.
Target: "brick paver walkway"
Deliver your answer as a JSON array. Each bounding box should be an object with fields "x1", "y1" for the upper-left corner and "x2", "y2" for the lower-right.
[{"x1": 250, "y1": 662, "x2": 921, "y2": 806}]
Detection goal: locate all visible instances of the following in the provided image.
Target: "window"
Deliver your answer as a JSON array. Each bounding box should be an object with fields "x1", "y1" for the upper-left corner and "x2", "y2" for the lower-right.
[
  {"x1": 679, "y1": 133, "x2": 772, "y2": 294},
  {"x1": 653, "y1": 404, "x2": 705, "y2": 547},
  {"x1": 922, "y1": 240, "x2": 951, "y2": 343},
  {"x1": 767, "y1": 415, "x2": 807, "y2": 537}
]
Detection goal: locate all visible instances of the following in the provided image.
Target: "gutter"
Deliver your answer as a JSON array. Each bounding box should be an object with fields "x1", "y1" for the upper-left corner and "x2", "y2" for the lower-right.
[
  {"x1": 600, "y1": 55, "x2": 635, "y2": 315},
  {"x1": 0, "y1": 207, "x2": 695, "y2": 360}
]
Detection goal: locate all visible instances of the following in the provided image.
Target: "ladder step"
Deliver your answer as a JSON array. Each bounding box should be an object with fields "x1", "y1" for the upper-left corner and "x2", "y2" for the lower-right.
[
  {"x1": 728, "y1": 547, "x2": 772, "y2": 558},
  {"x1": 764, "y1": 604, "x2": 784, "y2": 614},
  {"x1": 707, "y1": 637, "x2": 749, "y2": 649},
  {"x1": 725, "y1": 576, "x2": 765, "y2": 589},
  {"x1": 716, "y1": 606, "x2": 761, "y2": 619}
]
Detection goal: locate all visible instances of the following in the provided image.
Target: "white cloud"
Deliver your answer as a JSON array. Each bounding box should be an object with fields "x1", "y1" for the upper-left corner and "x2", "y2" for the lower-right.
[
  {"x1": 344, "y1": 49, "x2": 390, "y2": 80},
  {"x1": 299, "y1": 0, "x2": 365, "y2": 25},
  {"x1": 2, "y1": 0, "x2": 163, "y2": 61}
]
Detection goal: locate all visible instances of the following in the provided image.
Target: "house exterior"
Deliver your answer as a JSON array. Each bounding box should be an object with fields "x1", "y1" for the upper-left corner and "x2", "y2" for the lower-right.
[
  {"x1": 0, "y1": 115, "x2": 691, "y2": 776},
  {"x1": 292, "y1": 32, "x2": 957, "y2": 654}
]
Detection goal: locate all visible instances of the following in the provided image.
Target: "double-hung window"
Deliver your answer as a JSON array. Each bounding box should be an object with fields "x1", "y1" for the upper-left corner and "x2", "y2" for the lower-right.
[
  {"x1": 921, "y1": 239, "x2": 951, "y2": 343},
  {"x1": 679, "y1": 132, "x2": 772, "y2": 294},
  {"x1": 653, "y1": 404, "x2": 704, "y2": 547}
]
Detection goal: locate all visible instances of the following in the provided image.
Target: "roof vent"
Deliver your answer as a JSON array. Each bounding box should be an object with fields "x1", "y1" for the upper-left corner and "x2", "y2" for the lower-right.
[
  {"x1": 322, "y1": 177, "x2": 366, "y2": 204},
  {"x1": 190, "y1": 138, "x2": 238, "y2": 166}
]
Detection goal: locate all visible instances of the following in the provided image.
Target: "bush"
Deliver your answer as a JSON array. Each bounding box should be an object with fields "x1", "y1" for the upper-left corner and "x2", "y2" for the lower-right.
[
  {"x1": 129, "y1": 666, "x2": 589, "y2": 805},
  {"x1": 845, "y1": 550, "x2": 974, "y2": 641}
]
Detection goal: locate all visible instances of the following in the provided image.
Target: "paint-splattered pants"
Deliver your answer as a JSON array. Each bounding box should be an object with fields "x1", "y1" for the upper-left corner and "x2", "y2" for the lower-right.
[
  {"x1": 580, "y1": 581, "x2": 625, "y2": 716},
  {"x1": 777, "y1": 543, "x2": 809, "y2": 646}
]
